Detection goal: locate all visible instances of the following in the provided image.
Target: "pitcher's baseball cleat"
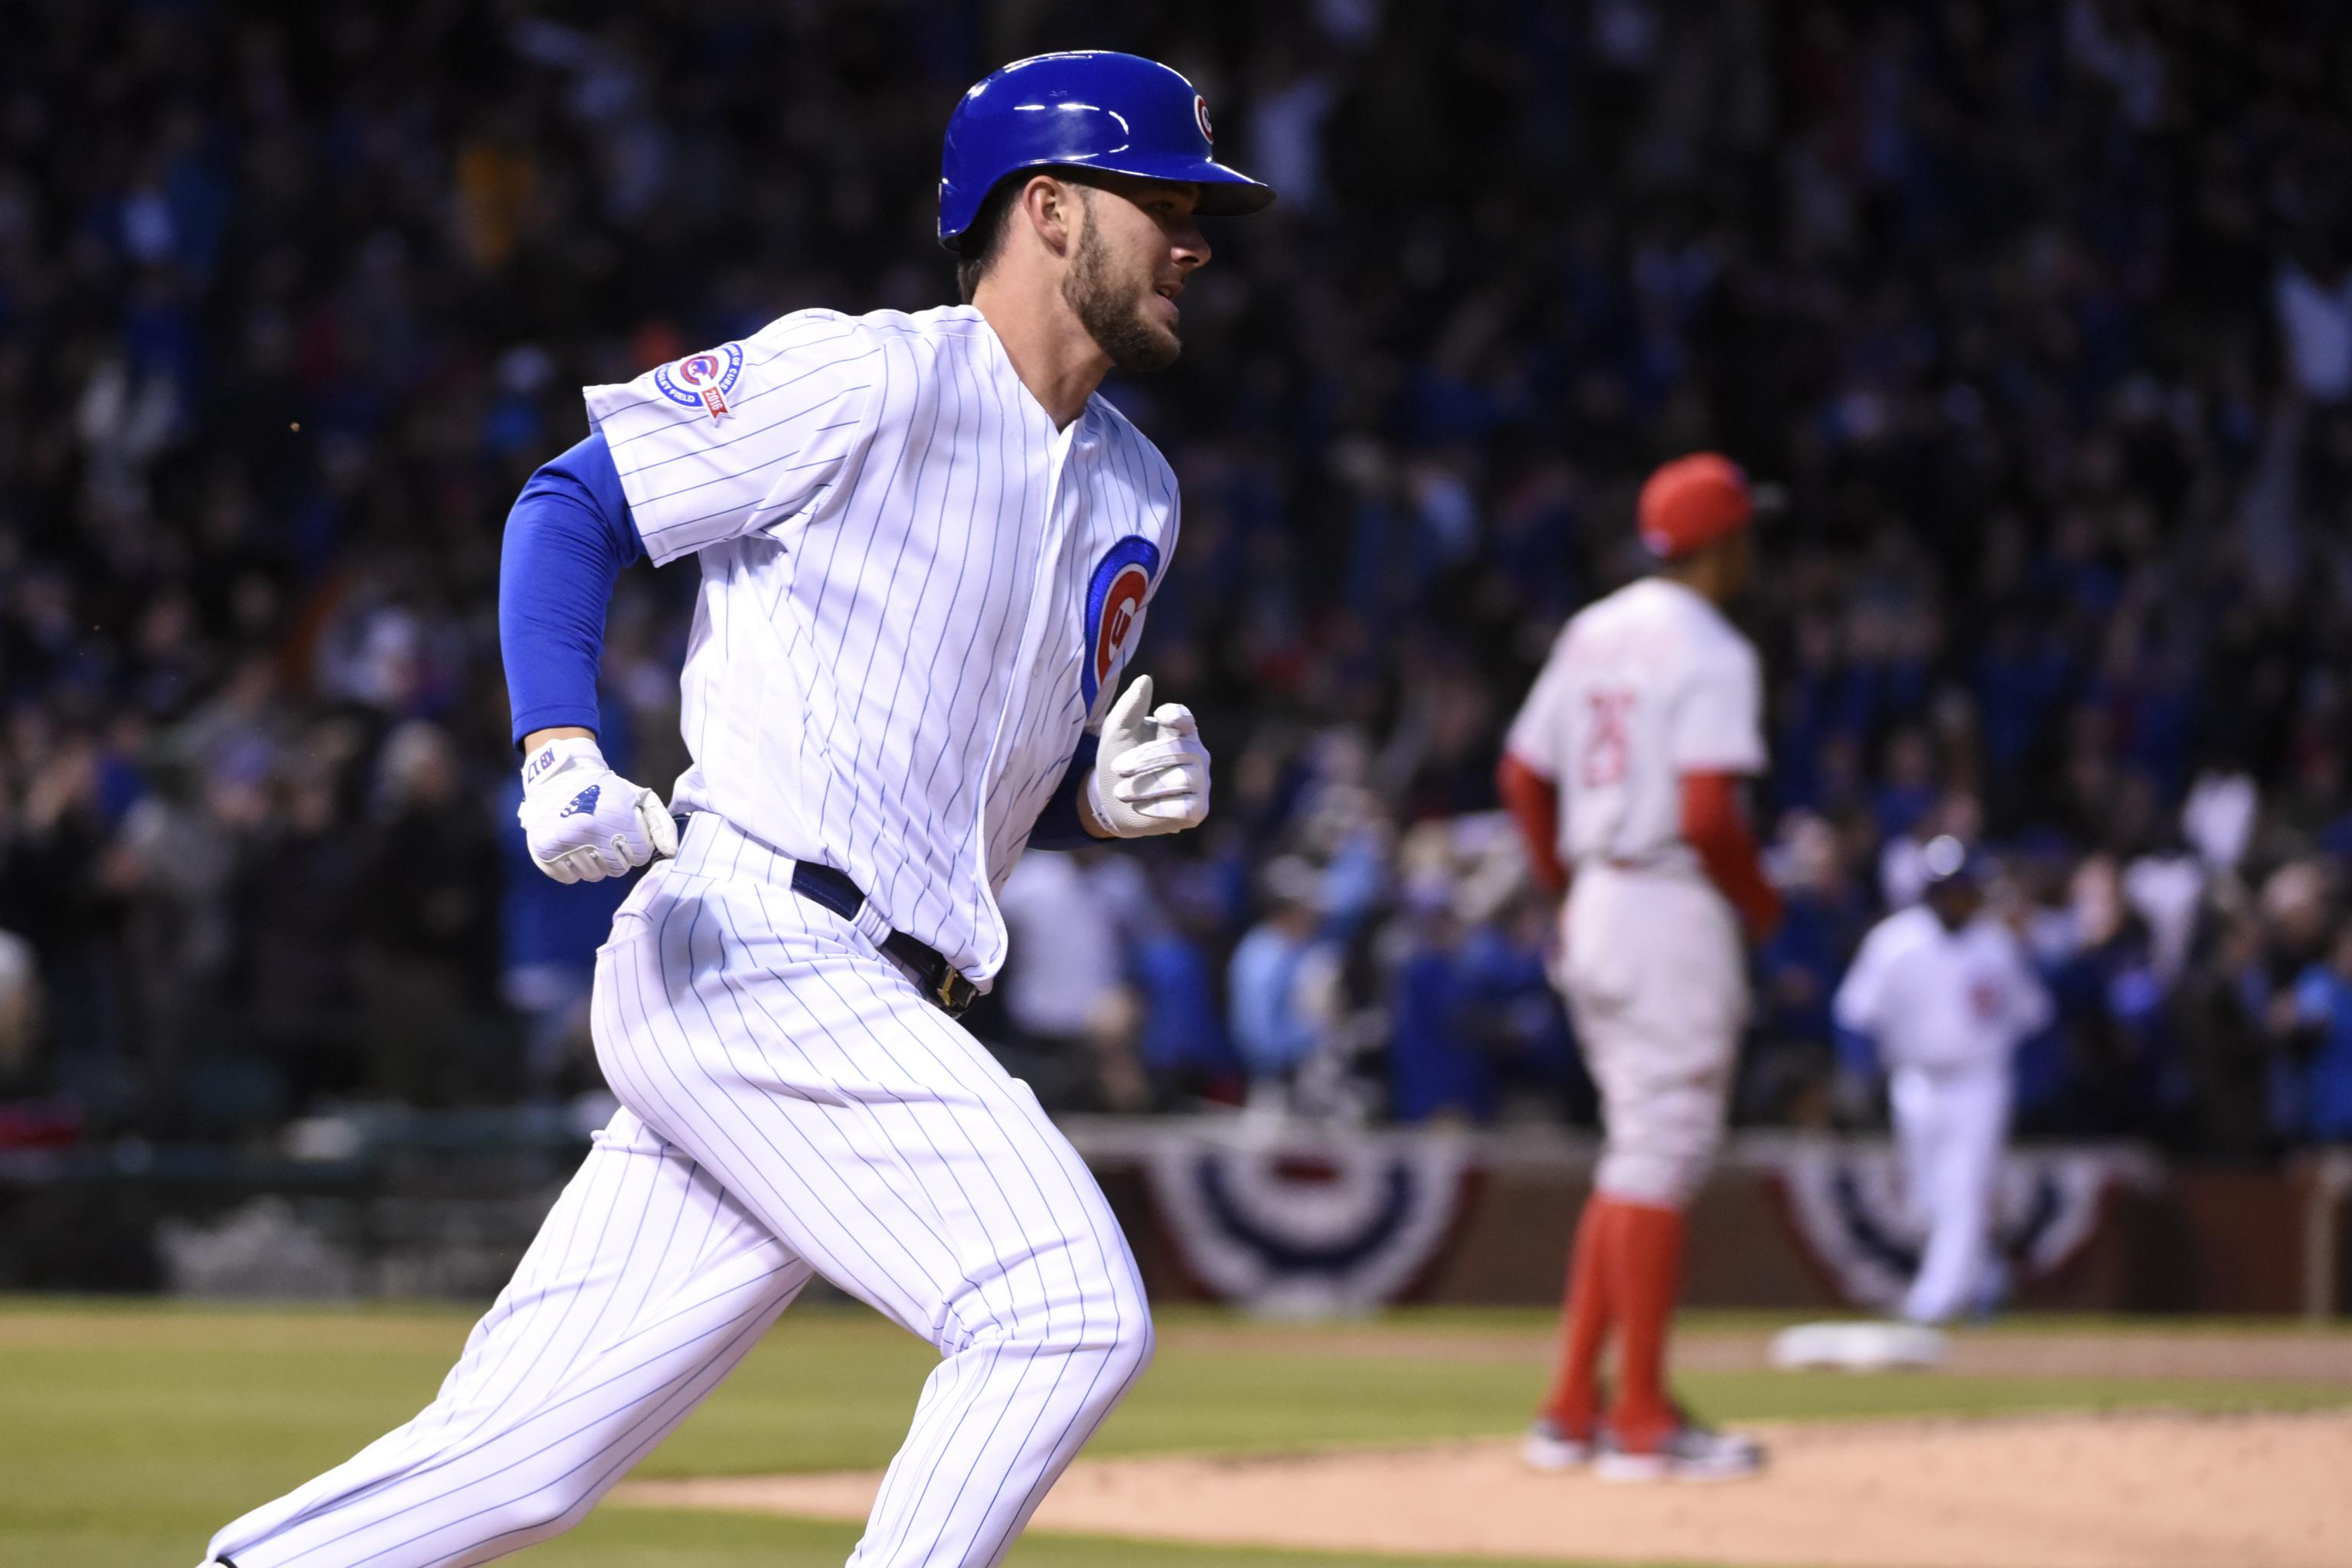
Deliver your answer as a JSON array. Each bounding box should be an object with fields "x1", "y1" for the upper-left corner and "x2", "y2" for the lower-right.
[
  {"x1": 1595, "y1": 1421, "x2": 1765, "y2": 1482},
  {"x1": 1521, "y1": 1416, "x2": 1596, "y2": 1471}
]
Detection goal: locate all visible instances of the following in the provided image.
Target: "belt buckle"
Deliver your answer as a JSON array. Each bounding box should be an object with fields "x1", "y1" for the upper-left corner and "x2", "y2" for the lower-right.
[{"x1": 936, "y1": 968, "x2": 977, "y2": 1018}]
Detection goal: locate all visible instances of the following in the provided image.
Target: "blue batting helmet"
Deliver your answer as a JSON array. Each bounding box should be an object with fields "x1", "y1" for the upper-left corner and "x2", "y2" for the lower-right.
[{"x1": 938, "y1": 51, "x2": 1276, "y2": 250}]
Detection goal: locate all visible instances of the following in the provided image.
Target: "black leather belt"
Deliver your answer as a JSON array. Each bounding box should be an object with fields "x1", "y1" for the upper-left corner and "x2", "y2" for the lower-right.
[{"x1": 789, "y1": 861, "x2": 978, "y2": 1018}]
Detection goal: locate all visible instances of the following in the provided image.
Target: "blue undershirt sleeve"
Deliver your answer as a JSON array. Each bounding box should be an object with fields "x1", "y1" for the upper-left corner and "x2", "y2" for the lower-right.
[
  {"x1": 1026, "y1": 734, "x2": 1102, "y2": 850},
  {"x1": 499, "y1": 430, "x2": 645, "y2": 749}
]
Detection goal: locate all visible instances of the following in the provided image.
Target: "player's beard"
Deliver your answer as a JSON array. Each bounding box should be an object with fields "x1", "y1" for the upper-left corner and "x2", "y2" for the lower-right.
[{"x1": 1063, "y1": 211, "x2": 1181, "y2": 374}]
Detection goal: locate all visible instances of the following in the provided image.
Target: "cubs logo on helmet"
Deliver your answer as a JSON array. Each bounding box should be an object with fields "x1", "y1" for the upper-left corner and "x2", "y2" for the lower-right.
[
  {"x1": 1082, "y1": 536, "x2": 1161, "y2": 709},
  {"x1": 654, "y1": 341, "x2": 744, "y2": 420}
]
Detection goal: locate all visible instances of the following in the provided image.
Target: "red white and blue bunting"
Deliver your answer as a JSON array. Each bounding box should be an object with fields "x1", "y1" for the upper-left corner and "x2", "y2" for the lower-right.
[
  {"x1": 1131, "y1": 1123, "x2": 1477, "y2": 1315},
  {"x1": 1065, "y1": 1121, "x2": 2162, "y2": 1314},
  {"x1": 1755, "y1": 1138, "x2": 2164, "y2": 1311}
]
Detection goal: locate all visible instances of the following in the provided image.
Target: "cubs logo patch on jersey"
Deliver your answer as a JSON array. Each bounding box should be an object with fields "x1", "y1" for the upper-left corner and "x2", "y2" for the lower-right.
[
  {"x1": 654, "y1": 342, "x2": 744, "y2": 420},
  {"x1": 1082, "y1": 535, "x2": 1161, "y2": 709}
]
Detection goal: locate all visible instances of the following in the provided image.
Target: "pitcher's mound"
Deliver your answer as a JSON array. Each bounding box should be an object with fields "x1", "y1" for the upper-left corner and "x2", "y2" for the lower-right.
[{"x1": 620, "y1": 1409, "x2": 2352, "y2": 1568}]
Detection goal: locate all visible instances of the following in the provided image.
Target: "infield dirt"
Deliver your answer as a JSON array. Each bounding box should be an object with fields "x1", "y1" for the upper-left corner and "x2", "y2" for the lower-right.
[{"x1": 622, "y1": 1407, "x2": 2352, "y2": 1568}]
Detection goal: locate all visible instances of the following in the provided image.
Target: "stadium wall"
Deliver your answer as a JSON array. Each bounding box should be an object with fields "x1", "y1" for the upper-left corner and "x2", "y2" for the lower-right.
[{"x1": 2, "y1": 1117, "x2": 2345, "y2": 1315}]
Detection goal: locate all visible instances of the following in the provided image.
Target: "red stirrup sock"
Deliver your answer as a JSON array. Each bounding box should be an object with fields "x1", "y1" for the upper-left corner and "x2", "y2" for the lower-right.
[
  {"x1": 1608, "y1": 1198, "x2": 1688, "y2": 1450},
  {"x1": 1537, "y1": 1196, "x2": 1618, "y2": 1436}
]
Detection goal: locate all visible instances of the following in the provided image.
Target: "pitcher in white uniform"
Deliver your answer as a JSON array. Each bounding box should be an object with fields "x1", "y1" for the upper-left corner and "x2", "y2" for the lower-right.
[
  {"x1": 1834, "y1": 837, "x2": 2052, "y2": 1323},
  {"x1": 1499, "y1": 453, "x2": 1785, "y2": 1481},
  {"x1": 198, "y1": 51, "x2": 1271, "y2": 1568}
]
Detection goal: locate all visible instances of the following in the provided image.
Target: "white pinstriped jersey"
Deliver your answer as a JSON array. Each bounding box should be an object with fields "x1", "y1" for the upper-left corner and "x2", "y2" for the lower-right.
[
  {"x1": 585, "y1": 304, "x2": 1178, "y2": 982},
  {"x1": 1834, "y1": 906, "x2": 2052, "y2": 1072},
  {"x1": 1504, "y1": 577, "x2": 1765, "y2": 874}
]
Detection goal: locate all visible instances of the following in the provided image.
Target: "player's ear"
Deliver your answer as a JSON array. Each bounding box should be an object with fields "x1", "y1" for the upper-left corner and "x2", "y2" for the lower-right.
[{"x1": 1021, "y1": 175, "x2": 1080, "y2": 258}]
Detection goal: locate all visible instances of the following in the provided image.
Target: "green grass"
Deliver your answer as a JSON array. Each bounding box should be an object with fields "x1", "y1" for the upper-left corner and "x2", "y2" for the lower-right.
[
  {"x1": 7, "y1": 1504, "x2": 1588, "y2": 1568},
  {"x1": 4, "y1": 1298, "x2": 2347, "y2": 1568}
]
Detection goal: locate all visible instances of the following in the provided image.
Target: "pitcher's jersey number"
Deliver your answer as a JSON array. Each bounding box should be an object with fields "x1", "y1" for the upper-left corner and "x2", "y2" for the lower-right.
[{"x1": 1580, "y1": 688, "x2": 1637, "y2": 788}]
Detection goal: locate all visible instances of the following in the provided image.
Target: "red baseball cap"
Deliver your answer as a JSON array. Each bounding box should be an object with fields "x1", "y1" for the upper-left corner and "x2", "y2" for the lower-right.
[{"x1": 1638, "y1": 452, "x2": 1769, "y2": 559}]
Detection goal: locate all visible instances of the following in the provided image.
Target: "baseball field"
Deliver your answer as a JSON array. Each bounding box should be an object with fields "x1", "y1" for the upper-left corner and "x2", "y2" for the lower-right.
[{"x1": 9, "y1": 1298, "x2": 2349, "y2": 1568}]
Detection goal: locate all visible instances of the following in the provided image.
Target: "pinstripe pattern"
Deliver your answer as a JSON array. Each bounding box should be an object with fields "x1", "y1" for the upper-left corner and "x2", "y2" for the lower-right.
[
  {"x1": 594, "y1": 305, "x2": 1178, "y2": 985},
  {"x1": 209, "y1": 307, "x2": 1171, "y2": 1568},
  {"x1": 207, "y1": 1110, "x2": 811, "y2": 1568},
  {"x1": 207, "y1": 822, "x2": 1153, "y2": 1568}
]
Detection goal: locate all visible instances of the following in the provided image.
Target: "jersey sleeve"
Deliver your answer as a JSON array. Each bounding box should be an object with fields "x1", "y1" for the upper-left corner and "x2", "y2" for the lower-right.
[
  {"x1": 583, "y1": 312, "x2": 882, "y2": 567},
  {"x1": 1502, "y1": 632, "x2": 1576, "y2": 781},
  {"x1": 1831, "y1": 922, "x2": 1894, "y2": 1038},
  {"x1": 1081, "y1": 423, "x2": 1181, "y2": 732},
  {"x1": 1668, "y1": 636, "x2": 1767, "y2": 776}
]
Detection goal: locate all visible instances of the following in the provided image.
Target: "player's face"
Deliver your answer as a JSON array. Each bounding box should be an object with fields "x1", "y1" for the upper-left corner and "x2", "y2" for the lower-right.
[
  {"x1": 1062, "y1": 177, "x2": 1208, "y2": 374},
  {"x1": 1928, "y1": 879, "x2": 1983, "y2": 930}
]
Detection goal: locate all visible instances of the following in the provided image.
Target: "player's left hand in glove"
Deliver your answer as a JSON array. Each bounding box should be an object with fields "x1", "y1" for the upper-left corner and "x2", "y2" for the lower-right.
[
  {"x1": 1086, "y1": 675, "x2": 1211, "y2": 838},
  {"x1": 517, "y1": 735, "x2": 678, "y2": 884}
]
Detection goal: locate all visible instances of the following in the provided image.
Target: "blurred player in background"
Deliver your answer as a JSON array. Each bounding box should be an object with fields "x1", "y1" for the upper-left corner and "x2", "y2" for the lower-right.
[
  {"x1": 1498, "y1": 454, "x2": 1781, "y2": 1481},
  {"x1": 1834, "y1": 838, "x2": 2053, "y2": 1324}
]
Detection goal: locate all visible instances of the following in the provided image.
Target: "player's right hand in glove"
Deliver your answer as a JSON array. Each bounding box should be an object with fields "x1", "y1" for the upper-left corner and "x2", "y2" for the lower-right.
[
  {"x1": 516, "y1": 734, "x2": 678, "y2": 884},
  {"x1": 1086, "y1": 675, "x2": 1211, "y2": 838}
]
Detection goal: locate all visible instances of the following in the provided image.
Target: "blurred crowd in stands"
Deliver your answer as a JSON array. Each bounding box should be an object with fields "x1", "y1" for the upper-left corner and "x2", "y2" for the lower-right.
[{"x1": 4, "y1": 0, "x2": 2352, "y2": 1159}]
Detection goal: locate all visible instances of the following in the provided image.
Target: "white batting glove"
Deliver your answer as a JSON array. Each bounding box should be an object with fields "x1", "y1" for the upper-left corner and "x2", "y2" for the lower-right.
[
  {"x1": 1086, "y1": 675, "x2": 1211, "y2": 838},
  {"x1": 516, "y1": 736, "x2": 678, "y2": 884}
]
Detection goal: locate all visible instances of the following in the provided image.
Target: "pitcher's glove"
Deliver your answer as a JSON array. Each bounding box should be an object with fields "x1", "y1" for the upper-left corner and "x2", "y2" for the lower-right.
[
  {"x1": 1086, "y1": 675, "x2": 1211, "y2": 838},
  {"x1": 517, "y1": 736, "x2": 678, "y2": 884}
]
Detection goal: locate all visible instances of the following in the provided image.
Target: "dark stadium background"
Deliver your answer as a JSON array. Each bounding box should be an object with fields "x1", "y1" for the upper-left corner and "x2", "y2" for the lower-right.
[{"x1": 3, "y1": 0, "x2": 2352, "y2": 1290}]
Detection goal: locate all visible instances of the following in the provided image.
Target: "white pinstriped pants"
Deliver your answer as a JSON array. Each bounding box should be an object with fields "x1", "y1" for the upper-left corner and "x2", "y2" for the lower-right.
[
  {"x1": 208, "y1": 817, "x2": 1155, "y2": 1568},
  {"x1": 1893, "y1": 1063, "x2": 2009, "y2": 1324}
]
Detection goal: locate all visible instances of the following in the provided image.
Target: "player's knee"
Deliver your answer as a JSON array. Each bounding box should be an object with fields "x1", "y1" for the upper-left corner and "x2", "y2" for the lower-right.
[
  {"x1": 1047, "y1": 1273, "x2": 1155, "y2": 1377},
  {"x1": 483, "y1": 1474, "x2": 603, "y2": 1547},
  {"x1": 1102, "y1": 1245, "x2": 1156, "y2": 1358},
  {"x1": 1069, "y1": 1292, "x2": 1154, "y2": 1427},
  {"x1": 965, "y1": 1254, "x2": 1152, "y2": 1390},
  {"x1": 1596, "y1": 1138, "x2": 1716, "y2": 1208},
  {"x1": 962, "y1": 1217, "x2": 1148, "y2": 1327},
  {"x1": 1107, "y1": 1292, "x2": 1156, "y2": 1383}
]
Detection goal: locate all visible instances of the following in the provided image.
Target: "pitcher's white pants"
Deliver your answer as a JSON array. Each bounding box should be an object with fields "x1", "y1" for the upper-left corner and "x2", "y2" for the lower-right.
[
  {"x1": 209, "y1": 820, "x2": 1154, "y2": 1568},
  {"x1": 1891, "y1": 1063, "x2": 2010, "y2": 1324},
  {"x1": 1560, "y1": 867, "x2": 1748, "y2": 1208}
]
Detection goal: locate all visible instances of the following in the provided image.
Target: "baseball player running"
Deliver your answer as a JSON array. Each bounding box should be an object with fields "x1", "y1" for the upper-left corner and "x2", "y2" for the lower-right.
[
  {"x1": 1834, "y1": 838, "x2": 2052, "y2": 1323},
  {"x1": 1498, "y1": 454, "x2": 1782, "y2": 1481},
  {"x1": 198, "y1": 51, "x2": 1269, "y2": 1568}
]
